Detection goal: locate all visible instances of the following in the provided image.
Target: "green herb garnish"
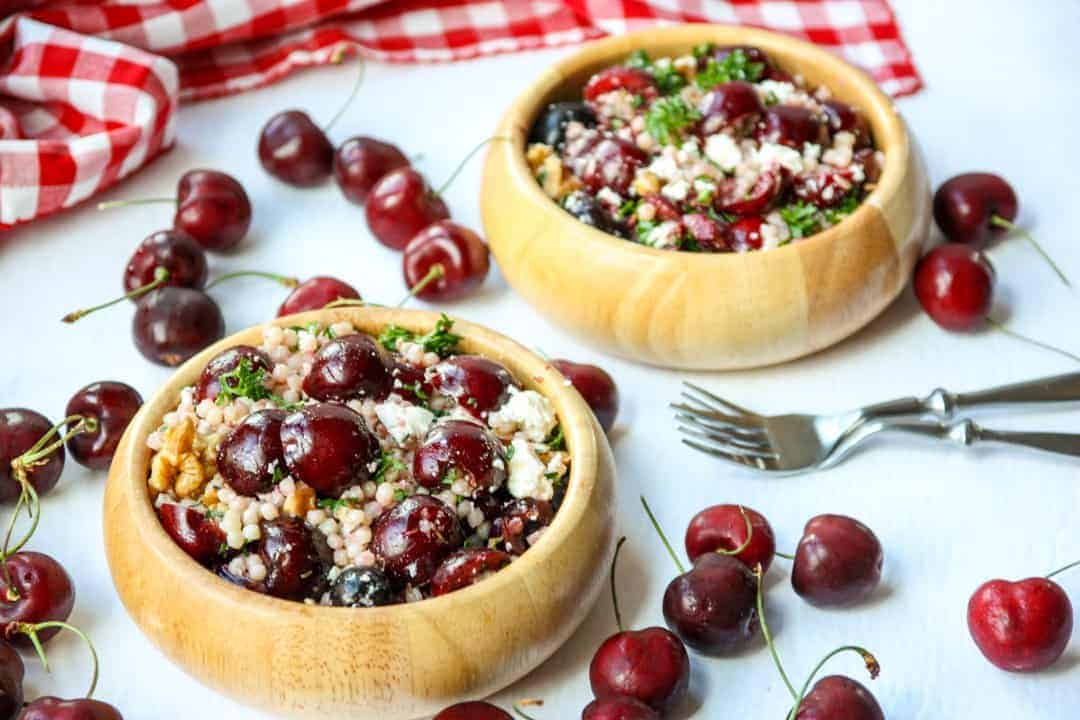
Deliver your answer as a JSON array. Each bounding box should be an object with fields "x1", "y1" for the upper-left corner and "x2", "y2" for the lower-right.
[
  {"x1": 651, "y1": 60, "x2": 686, "y2": 95},
  {"x1": 372, "y1": 451, "x2": 407, "y2": 484},
  {"x1": 215, "y1": 358, "x2": 273, "y2": 406},
  {"x1": 378, "y1": 325, "x2": 415, "y2": 351},
  {"x1": 645, "y1": 96, "x2": 700, "y2": 145},
  {"x1": 627, "y1": 49, "x2": 651, "y2": 68},
  {"x1": 634, "y1": 219, "x2": 659, "y2": 245},
  {"x1": 823, "y1": 192, "x2": 860, "y2": 225},
  {"x1": 441, "y1": 467, "x2": 461, "y2": 487},
  {"x1": 379, "y1": 315, "x2": 461, "y2": 358},
  {"x1": 618, "y1": 198, "x2": 639, "y2": 219},
  {"x1": 317, "y1": 497, "x2": 358, "y2": 513},
  {"x1": 393, "y1": 489, "x2": 407, "y2": 503},
  {"x1": 692, "y1": 42, "x2": 715, "y2": 60},
  {"x1": 695, "y1": 48, "x2": 765, "y2": 89},
  {"x1": 546, "y1": 424, "x2": 566, "y2": 451},
  {"x1": 779, "y1": 200, "x2": 822, "y2": 239}
]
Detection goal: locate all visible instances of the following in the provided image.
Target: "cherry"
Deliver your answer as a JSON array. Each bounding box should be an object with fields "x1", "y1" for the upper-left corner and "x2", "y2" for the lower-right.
[
  {"x1": 529, "y1": 101, "x2": 597, "y2": 148},
  {"x1": 581, "y1": 697, "x2": 659, "y2": 720},
  {"x1": 431, "y1": 548, "x2": 512, "y2": 596},
  {"x1": 698, "y1": 81, "x2": 764, "y2": 135},
  {"x1": 132, "y1": 287, "x2": 225, "y2": 367},
  {"x1": 642, "y1": 195, "x2": 680, "y2": 222},
  {"x1": 61, "y1": 382, "x2": 142, "y2": 471},
  {"x1": 0, "y1": 552, "x2": 75, "y2": 647},
  {"x1": 566, "y1": 134, "x2": 646, "y2": 195},
  {"x1": 277, "y1": 276, "x2": 361, "y2": 317},
  {"x1": 390, "y1": 359, "x2": 433, "y2": 405},
  {"x1": 329, "y1": 567, "x2": 396, "y2": 608},
  {"x1": 258, "y1": 110, "x2": 334, "y2": 187},
  {"x1": 794, "y1": 676, "x2": 884, "y2": 720},
  {"x1": 280, "y1": 403, "x2": 380, "y2": 498},
  {"x1": 258, "y1": 517, "x2": 332, "y2": 600},
  {"x1": 967, "y1": 565, "x2": 1075, "y2": 672},
  {"x1": 562, "y1": 191, "x2": 626, "y2": 237},
  {"x1": 413, "y1": 419, "x2": 507, "y2": 493},
  {"x1": 717, "y1": 167, "x2": 785, "y2": 215},
  {"x1": 685, "y1": 504, "x2": 775, "y2": 573},
  {"x1": 370, "y1": 495, "x2": 464, "y2": 588},
  {"x1": 430, "y1": 356, "x2": 518, "y2": 418},
  {"x1": 365, "y1": 168, "x2": 450, "y2": 250},
  {"x1": 551, "y1": 359, "x2": 619, "y2": 433},
  {"x1": 174, "y1": 170, "x2": 252, "y2": 252},
  {"x1": 705, "y1": 45, "x2": 771, "y2": 70},
  {"x1": 0, "y1": 409, "x2": 64, "y2": 502},
  {"x1": 193, "y1": 345, "x2": 273, "y2": 404},
  {"x1": 492, "y1": 498, "x2": 554, "y2": 556},
  {"x1": 402, "y1": 221, "x2": 490, "y2": 302},
  {"x1": 217, "y1": 409, "x2": 287, "y2": 496},
  {"x1": 334, "y1": 136, "x2": 409, "y2": 205},
  {"x1": 681, "y1": 212, "x2": 729, "y2": 252},
  {"x1": 18, "y1": 698, "x2": 122, "y2": 720},
  {"x1": 759, "y1": 105, "x2": 827, "y2": 148},
  {"x1": 157, "y1": 503, "x2": 226, "y2": 565},
  {"x1": 662, "y1": 553, "x2": 757, "y2": 655},
  {"x1": 821, "y1": 101, "x2": 872, "y2": 148},
  {"x1": 792, "y1": 514, "x2": 883, "y2": 607},
  {"x1": 589, "y1": 538, "x2": 690, "y2": 714},
  {"x1": 583, "y1": 67, "x2": 658, "y2": 102},
  {"x1": 123, "y1": 230, "x2": 208, "y2": 295},
  {"x1": 912, "y1": 244, "x2": 995, "y2": 331},
  {"x1": 433, "y1": 702, "x2": 511, "y2": 720},
  {"x1": 726, "y1": 216, "x2": 765, "y2": 252},
  {"x1": 792, "y1": 166, "x2": 862, "y2": 208},
  {"x1": 0, "y1": 641, "x2": 22, "y2": 720},
  {"x1": 303, "y1": 334, "x2": 393, "y2": 402}
]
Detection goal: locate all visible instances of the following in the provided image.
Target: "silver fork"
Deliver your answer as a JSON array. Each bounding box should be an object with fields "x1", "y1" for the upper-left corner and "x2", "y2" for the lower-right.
[{"x1": 673, "y1": 373, "x2": 1080, "y2": 473}]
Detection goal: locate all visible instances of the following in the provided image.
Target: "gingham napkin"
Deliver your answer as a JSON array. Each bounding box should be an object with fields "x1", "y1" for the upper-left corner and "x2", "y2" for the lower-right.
[{"x1": 0, "y1": 0, "x2": 923, "y2": 229}]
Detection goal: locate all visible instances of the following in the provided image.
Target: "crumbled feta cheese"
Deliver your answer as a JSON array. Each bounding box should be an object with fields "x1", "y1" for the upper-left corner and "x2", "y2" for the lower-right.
[
  {"x1": 488, "y1": 388, "x2": 557, "y2": 442},
  {"x1": 692, "y1": 177, "x2": 717, "y2": 199},
  {"x1": 822, "y1": 131, "x2": 855, "y2": 168},
  {"x1": 644, "y1": 220, "x2": 683, "y2": 250},
  {"x1": 661, "y1": 178, "x2": 690, "y2": 202},
  {"x1": 679, "y1": 137, "x2": 701, "y2": 158},
  {"x1": 375, "y1": 398, "x2": 435, "y2": 445},
  {"x1": 757, "y1": 80, "x2": 796, "y2": 104},
  {"x1": 755, "y1": 142, "x2": 803, "y2": 174},
  {"x1": 596, "y1": 187, "x2": 622, "y2": 207},
  {"x1": 647, "y1": 153, "x2": 679, "y2": 181},
  {"x1": 802, "y1": 143, "x2": 822, "y2": 172},
  {"x1": 705, "y1": 133, "x2": 742, "y2": 172},
  {"x1": 506, "y1": 438, "x2": 553, "y2": 501},
  {"x1": 762, "y1": 212, "x2": 792, "y2": 249}
]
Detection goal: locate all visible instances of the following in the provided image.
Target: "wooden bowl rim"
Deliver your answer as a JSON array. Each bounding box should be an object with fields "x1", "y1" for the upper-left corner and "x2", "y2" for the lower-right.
[
  {"x1": 109, "y1": 306, "x2": 600, "y2": 623},
  {"x1": 492, "y1": 23, "x2": 909, "y2": 263}
]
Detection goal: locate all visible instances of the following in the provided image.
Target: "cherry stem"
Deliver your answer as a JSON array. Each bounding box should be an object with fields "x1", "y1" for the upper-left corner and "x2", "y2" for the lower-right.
[
  {"x1": 62, "y1": 267, "x2": 170, "y2": 323},
  {"x1": 323, "y1": 298, "x2": 368, "y2": 310},
  {"x1": 755, "y1": 565, "x2": 799, "y2": 703},
  {"x1": 991, "y1": 215, "x2": 1071, "y2": 288},
  {"x1": 775, "y1": 551, "x2": 795, "y2": 560},
  {"x1": 986, "y1": 317, "x2": 1080, "y2": 363},
  {"x1": 609, "y1": 536, "x2": 627, "y2": 632},
  {"x1": 1047, "y1": 559, "x2": 1080, "y2": 580},
  {"x1": 400, "y1": 264, "x2": 445, "y2": 306},
  {"x1": 97, "y1": 197, "x2": 175, "y2": 211},
  {"x1": 513, "y1": 699, "x2": 543, "y2": 720},
  {"x1": 715, "y1": 506, "x2": 753, "y2": 557},
  {"x1": 323, "y1": 48, "x2": 365, "y2": 134},
  {"x1": 205, "y1": 270, "x2": 299, "y2": 290},
  {"x1": 639, "y1": 495, "x2": 686, "y2": 574},
  {"x1": 12, "y1": 620, "x2": 99, "y2": 698},
  {"x1": 788, "y1": 646, "x2": 880, "y2": 720},
  {"x1": 435, "y1": 136, "x2": 510, "y2": 197}
]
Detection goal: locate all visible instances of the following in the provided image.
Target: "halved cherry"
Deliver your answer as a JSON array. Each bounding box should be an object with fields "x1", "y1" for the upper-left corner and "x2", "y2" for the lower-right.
[
  {"x1": 158, "y1": 503, "x2": 226, "y2": 565},
  {"x1": 717, "y1": 168, "x2": 784, "y2": 215},
  {"x1": 584, "y1": 67, "x2": 658, "y2": 102},
  {"x1": 431, "y1": 548, "x2": 512, "y2": 596}
]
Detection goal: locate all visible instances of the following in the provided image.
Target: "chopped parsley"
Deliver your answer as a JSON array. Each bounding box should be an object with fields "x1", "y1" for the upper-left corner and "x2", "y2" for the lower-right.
[
  {"x1": 215, "y1": 358, "x2": 273, "y2": 406},
  {"x1": 682, "y1": 235, "x2": 703, "y2": 252},
  {"x1": 635, "y1": 219, "x2": 659, "y2": 245},
  {"x1": 378, "y1": 325, "x2": 414, "y2": 351},
  {"x1": 505, "y1": 442, "x2": 516, "y2": 460},
  {"x1": 631, "y1": 94, "x2": 645, "y2": 109},
  {"x1": 393, "y1": 489, "x2": 407, "y2": 503},
  {"x1": 272, "y1": 465, "x2": 287, "y2": 484},
  {"x1": 536, "y1": 168, "x2": 548, "y2": 187},
  {"x1": 617, "y1": 198, "x2": 639, "y2": 219},
  {"x1": 290, "y1": 321, "x2": 334, "y2": 338},
  {"x1": 401, "y1": 381, "x2": 429, "y2": 401},
  {"x1": 823, "y1": 192, "x2": 860, "y2": 225},
  {"x1": 627, "y1": 49, "x2": 651, "y2": 69},
  {"x1": 651, "y1": 61, "x2": 686, "y2": 95},
  {"x1": 779, "y1": 200, "x2": 822, "y2": 239},
  {"x1": 217, "y1": 542, "x2": 229, "y2": 558},
  {"x1": 692, "y1": 42, "x2": 715, "y2": 60},
  {"x1": 695, "y1": 48, "x2": 765, "y2": 89},
  {"x1": 377, "y1": 314, "x2": 461, "y2": 358},
  {"x1": 441, "y1": 467, "x2": 461, "y2": 487},
  {"x1": 317, "y1": 497, "x2": 358, "y2": 513},
  {"x1": 645, "y1": 96, "x2": 700, "y2": 145},
  {"x1": 372, "y1": 451, "x2": 407, "y2": 484},
  {"x1": 546, "y1": 424, "x2": 566, "y2": 451}
]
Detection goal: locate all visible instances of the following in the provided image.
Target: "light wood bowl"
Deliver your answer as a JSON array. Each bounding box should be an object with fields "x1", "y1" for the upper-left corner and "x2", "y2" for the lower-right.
[
  {"x1": 481, "y1": 24, "x2": 930, "y2": 370},
  {"x1": 103, "y1": 307, "x2": 616, "y2": 719}
]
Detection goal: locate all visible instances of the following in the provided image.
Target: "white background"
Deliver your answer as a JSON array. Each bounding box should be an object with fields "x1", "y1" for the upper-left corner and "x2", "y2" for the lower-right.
[{"x1": 3, "y1": 0, "x2": 1080, "y2": 716}]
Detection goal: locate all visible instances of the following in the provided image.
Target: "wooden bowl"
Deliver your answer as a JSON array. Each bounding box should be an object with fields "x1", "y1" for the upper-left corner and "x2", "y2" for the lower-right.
[
  {"x1": 481, "y1": 25, "x2": 931, "y2": 370},
  {"x1": 104, "y1": 307, "x2": 616, "y2": 719}
]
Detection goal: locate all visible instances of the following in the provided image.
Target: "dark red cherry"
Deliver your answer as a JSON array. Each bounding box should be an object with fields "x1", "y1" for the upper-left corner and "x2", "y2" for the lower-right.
[
  {"x1": 280, "y1": 404, "x2": 381, "y2": 498},
  {"x1": 430, "y1": 356, "x2": 518, "y2": 418},
  {"x1": 794, "y1": 675, "x2": 884, "y2": 720},
  {"x1": 0, "y1": 552, "x2": 75, "y2": 647},
  {"x1": 132, "y1": 287, "x2": 225, "y2": 367},
  {"x1": 581, "y1": 697, "x2": 660, "y2": 720},
  {"x1": 431, "y1": 548, "x2": 512, "y2": 596},
  {"x1": 0, "y1": 642, "x2": 23, "y2": 720},
  {"x1": 933, "y1": 173, "x2": 1018, "y2": 246},
  {"x1": 433, "y1": 702, "x2": 511, "y2": 720},
  {"x1": 123, "y1": 230, "x2": 208, "y2": 295},
  {"x1": 390, "y1": 360, "x2": 433, "y2": 405},
  {"x1": 529, "y1": 101, "x2": 597, "y2": 148},
  {"x1": 333, "y1": 136, "x2": 409, "y2": 205},
  {"x1": 822, "y1": 100, "x2": 872, "y2": 148},
  {"x1": 258, "y1": 517, "x2": 332, "y2": 600},
  {"x1": 912, "y1": 244, "x2": 995, "y2": 331},
  {"x1": 584, "y1": 66, "x2": 658, "y2": 102},
  {"x1": 551, "y1": 359, "x2": 619, "y2": 433},
  {"x1": 685, "y1": 504, "x2": 776, "y2": 573},
  {"x1": 662, "y1": 554, "x2": 757, "y2": 655},
  {"x1": 967, "y1": 576, "x2": 1073, "y2": 672},
  {"x1": 725, "y1": 216, "x2": 765, "y2": 252},
  {"x1": 569, "y1": 135, "x2": 646, "y2": 195},
  {"x1": 371, "y1": 495, "x2": 464, "y2": 587},
  {"x1": 64, "y1": 381, "x2": 143, "y2": 471},
  {"x1": 792, "y1": 166, "x2": 861, "y2": 208},
  {"x1": 175, "y1": 170, "x2": 252, "y2": 252},
  {"x1": 277, "y1": 276, "x2": 360, "y2": 317},
  {"x1": 759, "y1": 105, "x2": 827, "y2": 148},
  {"x1": 492, "y1": 498, "x2": 554, "y2": 556},
  {"x1": 589, "y1": 627, "x2": 689, "y2": 713},
  {"x1": 792, "y1": 514, "x2": 883, "y2": 607},
  {"x1": 707, "y1": 45, "x2": 771, "y2": 70},
  {"x1": 717, "y1": 167, "x2": 785, "y2": 215},
  {"x1": 158, "y1": 503, "x2": 226, "y2": 565},
  {"x1": 217, "y1": 409, "x2": 287, "y2": 496},
  {"x1": 330, "y1": 566, "x2": 396, "y2": 608},
  {"x1": 698, "y1": 81, "x2": 764, "y2": 135},
  {"x1": 258, "y1": 110, "x2": 334, "y2": 187},
  {"x1": 402, "y1": 221, "x2": 490, "y2": 301},
  {"x1": 303, "y1": 334, "x2": 393, "y2": 401},
  {"x1": 642, "y1": 194, "x2": 680, "y2": 222},
  {"x1": 681, "y1": 212, "x2": 730, "y2": 252},
  {"x1": 193, "y1": 345, "x2": 273, "y2": 404},
  {"x1": 18, "y1": 697, "x2": 123, "y2": 720},
  {"x1": 365, "y1": 168, "x2": 450, "y2": 250},
  {"x1": 413, "y1": 419, "x2": 507, "y2": 493},
  {"x1": 0, "y1": 409, "x2": 64, "y2": 502}
]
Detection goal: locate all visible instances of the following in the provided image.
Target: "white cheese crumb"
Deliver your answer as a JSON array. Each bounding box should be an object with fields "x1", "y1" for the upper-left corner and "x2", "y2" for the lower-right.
[
  {"x1": 822, "y1": 131, "x2": 855, "y2": 168},
  {"x1": 757, "y1": 80, "x2": 796, "y2": 104},
  {"x1": 375, "y1": 398, "x2": 435, "y2": 445},
  {"x1": 507, "y1": 438, "x2": 553, "y2": 501},
  {"x1": 648, "y1": 153, "x2": 679, "y2": 181},
  {"x1": 596, "y1": 187, "x2": 623, "y2": 207},
  {"x1": 755, "y1": 142, "x2": 803, "y2": 174},
  {"x1": 644, "y1": 220, "x2": 683, "y2": 250},
  {"x1": 705, "y1": 133, "x2": 742, "y2": 172},
  {"x1": 488, "y1": 387, "x2": 557, "y2": 442},
  {"x1": 661, "y1": 178, "x2": 690, "y2": 202}
]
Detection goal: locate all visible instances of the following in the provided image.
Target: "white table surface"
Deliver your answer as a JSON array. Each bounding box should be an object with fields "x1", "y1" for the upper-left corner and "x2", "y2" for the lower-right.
[{"x1": 4, "y1": 0, "x2": 1080, "y2": 716}]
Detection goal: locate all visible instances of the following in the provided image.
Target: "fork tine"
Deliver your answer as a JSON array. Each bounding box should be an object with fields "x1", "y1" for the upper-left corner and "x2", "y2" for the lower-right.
[
  {"x1": 671, "y1": 403, "x2": 766, "y2": 433},
  {"x1": 682, "y1": 382, "x2": 755, "y2": 416},
  {"x1": 676, "y1": 425, "x2": 777, "y2": 457},
  {"x1": 681, "y1": 439, "x2": 777, "y2": 471},
  {"x1": 675, "y1": 412, "x2": 768, "y2": 441}
]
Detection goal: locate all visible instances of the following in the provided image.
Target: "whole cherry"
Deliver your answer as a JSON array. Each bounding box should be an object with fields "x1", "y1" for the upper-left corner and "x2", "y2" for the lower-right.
[
  {"x1": 18, "y1": 698, "x2": 123, "y2": 720},
  {"x1": 581, "y1": 697, "x2": 659, "y2": 720},
  {"x1": 583, "y1": 66, "x2": 658, "y2": 102},
  {"x1": 685, "y1": 504, "x2": 775, "y2": 573},
  {"x1": 334, "y1": 136, "x2": 409, "y2": 204},
  {"x1": 193, "y1": 345, "x2": 273, "y2": 404},
  {"x1": 912, "y1": 244, "x2": 995, "y2": 331},
  {"x1": 491, "y1": 498, "x2": 554, "y2": 556},
  {"x1": 0, "y1": 642, "x2": 22, "y2": 720},
  {"x1": 551, "y1": 359, "x2": 619, "y2": 433},
  {"x1": 431, "y1": 549, "x2": 512, "y2": 597},
  {"x1": 726, "y1": 216, "x2": 765, "y2": 252},
  {"x1": 792, "y1": 514, "x2": 883, "y2": 607},
  {"x1": 365, "y1": 168, "x2": 450, "y2": 250},
  {"x1": 402, "y1": 221, "x2": 490, "y2": 302},
  {"x1": 216, "y1": 409, "x2": 288, "y2": 496},
  {"x1": 0, "y1": 409, "x2": 65, "y2": 502},
  {"x1": 123, "y1": 230, "x2": 208, "y2": 295},
  {"x1": 794, "y1": 676, "x2": 885, "y2": 720},
  {"x1": 413, "y1": 419, "x2": 507, "y2": 494},
  {"x1": 280, "y1": 403, "x2": 381, "y2": 498},
  {"x1": 0, "y1": 552, "x2": 75, "y2": 647},
  {"x1": 370, "y1": 495, "x2": 464, "y2": 588},
  {"x1": 157, "y1": 503, "x2": 226, "y2": 565},
  {"x1": 430, "y1": 356, "x2": 518, "y2": 418},
  {"x1": 277, "y1": 276, "x2": 361, "y2": 317},
  {"x1": 330, "y1": 567, "x2": 395, "y2": 608},
  {"x1": 432, "y1": 702, "x2": 511, "y2": 720},
  {"x1": 258, "y1": 517, "x2": 333, "y2": 600},
  {"x1": 303, "y1": 334, "x2": 393, "y2": 402},
  {"x1": 64, "y1": 381, "x2": 143, "y2": 471},
  {"x1": 132, "y1": 287, "x2": 225, "y2": 367}
]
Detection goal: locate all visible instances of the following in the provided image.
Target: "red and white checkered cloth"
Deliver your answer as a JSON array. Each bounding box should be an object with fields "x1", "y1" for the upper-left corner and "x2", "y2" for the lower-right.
[{"x1": 0, "y1": 1, "x2": 923, "y2": 229}]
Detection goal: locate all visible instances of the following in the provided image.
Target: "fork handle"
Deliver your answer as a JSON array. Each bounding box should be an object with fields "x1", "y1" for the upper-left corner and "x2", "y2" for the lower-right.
[
  {"x1": 869, "y1": 419, "x2": 1080, "y2": 458},
  {"x1": 863, "y1": 372, "x2": 1080, "y2": 421}
]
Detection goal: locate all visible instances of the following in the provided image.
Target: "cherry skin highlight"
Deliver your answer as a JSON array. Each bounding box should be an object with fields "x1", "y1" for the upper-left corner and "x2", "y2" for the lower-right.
[
  {"x1": 589, "y1": 626, "x2": 690, "y2": 713},
  {"x1": 913, "y1": 243, "x2": 995, "y2": 331},
  {"x1": 794, "y1": 675, "x2": 885, "y2": 720},
  {"x1": 365, "y1": 168, "x2": 450, "y2": 250},
  {"x1": 175, "y1": 170, "x2": 252, "y2": 252},
  {"x1": 123, "y1": 229, "x2": 208, "y2": 295},
  {"x1": 0, "y1": 408, "x2": 65, "y2": 501},
  {"x1": 258, "y1": 110, "x2": 334, "y2": 187}
]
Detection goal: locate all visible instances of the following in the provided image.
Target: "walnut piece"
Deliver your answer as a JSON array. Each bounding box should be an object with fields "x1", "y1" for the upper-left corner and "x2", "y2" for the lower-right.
[
  {"x1": 283, "y1": 483, "x2": 316, "y2": 518},
  {"x1": 174, "y1": 453, "x2": 207, "y2": 499},
  {"x1": 632, "y1": 170, "x2": 660, "y2": 197},
  {"x1": 149, "y1": 453, "x2": 176, "y2": 494}
]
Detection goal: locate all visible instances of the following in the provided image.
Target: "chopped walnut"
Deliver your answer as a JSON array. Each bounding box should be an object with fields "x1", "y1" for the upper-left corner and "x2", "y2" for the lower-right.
[
  {"x1": 283, "y1": 483, "x2": 316, "y2": 518},
  {"x1": 527, "y1": 143, "x2": 581, "y2": 200},
  {"x1": 632, "y1": 170, "x2": 660, "y2": 197},
  {"x1": 149, "y1": 453, "x2": 176, "y2": 495},
  {"x1": 526, "y1": 142, "x2": 553, "y2": 171},
  {"x1": 174, "y1": 453, "x2": 207, "y2": 499}
]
